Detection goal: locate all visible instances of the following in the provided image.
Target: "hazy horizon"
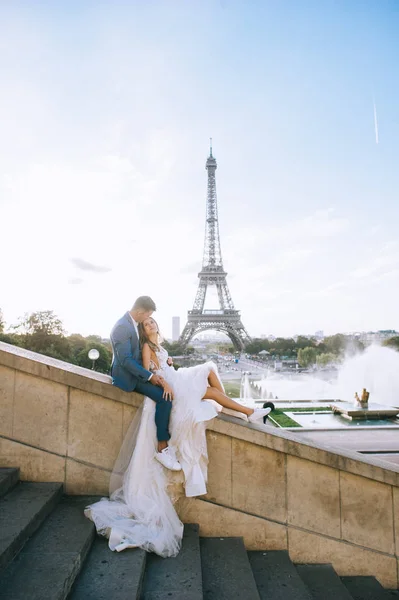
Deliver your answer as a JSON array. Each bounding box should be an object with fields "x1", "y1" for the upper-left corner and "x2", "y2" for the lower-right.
[{"x1": 1, "y1": 2, "x2": 398, "y2": 340}]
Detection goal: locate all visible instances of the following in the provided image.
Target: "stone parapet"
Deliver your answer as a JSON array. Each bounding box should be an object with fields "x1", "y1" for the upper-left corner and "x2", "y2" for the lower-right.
[{"x1": 0, "y1": 341, "x2": 398, "y2": 588}]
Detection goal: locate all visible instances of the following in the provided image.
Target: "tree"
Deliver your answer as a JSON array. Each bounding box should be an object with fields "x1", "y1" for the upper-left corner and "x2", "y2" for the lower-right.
[
  {"x1": 14, "y1": 310, "x2": 71, "y2": 361},
  {"x1": 68, "y1": 334, "x2": 88, "y2": 357},
  {"x1": 276, "y1": 338, "x2": 298, "y2": 357},
  {"x1": 0, "y1": 308, "x2": 4, "y2": 333},
  {"x1": 345, "y1": 338, "x2": 365, "y2": 356},
  {"x1": 17, "y1": 310, "x2": 65, "y2": 336},
  {"x1": 67, "y1": 334, "x2": 112, "y2": 373},
  {"x1": 316, "y1": 352, "x2": 339, "y2": 367},
  {"x1": 383, "y1": 336, "x2": 399, "y2": 352},
  {"x1": 33, "y1": 337, "x2": 72, "y2": 361},
  {"x1": 0, "y1": 310, "x2": 113, "y2": 372},
  {"x1": 163, "y1": 340, "x2": 195, "y2": 356},
  {"x1": 75, "y1": 343, "x2": 112, "y2": 373},
  {"x1": 322, "y1": 334, "x2": 346, "y2": 356},
  {"x1": 244, "y1": 338, "x2": 265, "y2": 354},
  {"x1": 297, "y1": 346, "x2": 317, "y2": 368},
  {"x1": 85, "y1": 335, "x2": 104, "y2": 344},
  {"x1": 0, "y1": 332, "x2": 24, "y2": 347},
  {"x1": 295, "y1": 336, "x2": 317, "y2": 349}
]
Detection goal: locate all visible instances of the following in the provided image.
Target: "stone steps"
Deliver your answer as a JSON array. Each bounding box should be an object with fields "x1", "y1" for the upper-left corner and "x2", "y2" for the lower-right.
[
  {"x1": 341, "y1": 576, "x2": 396, "y2": 600},
  {"x1": 141, "y1": 524, "x2": 203, "y2": 600},
  {"x1": 0, "y1": 496, "x2": 94, "y2": 600},
  {"x1": 296, "y1": 564, "x2": 354, "y2": 600},
  {"x1": 0, "y1": 470, "x2": 398, "y2": 600},
  {"x1": 0, "y1": 467, "x2": 20, "y2": 498},
  {"x1": 0, "y1": 480, "x2": 63, "y2": 573},
  {"x1": 249, "y1": 550, "x2": 314, "y2": 600},
  {"x1": 200, "y1": 537, "x2": 260, "y2": 600},
  {"x1": 69, "y1": 535, "x2": 146, "y2": 600}
]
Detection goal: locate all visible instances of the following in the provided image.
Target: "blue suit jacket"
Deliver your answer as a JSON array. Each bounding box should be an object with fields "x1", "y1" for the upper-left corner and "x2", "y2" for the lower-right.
[{"x1": 110, "y1": 312, "x2": 152, "y2": 392}]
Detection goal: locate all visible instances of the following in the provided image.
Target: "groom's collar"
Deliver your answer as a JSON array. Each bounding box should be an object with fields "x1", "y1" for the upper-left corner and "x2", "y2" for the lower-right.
[{"x1": 127, "y1": 312, "x2": 139, "y2": 328}]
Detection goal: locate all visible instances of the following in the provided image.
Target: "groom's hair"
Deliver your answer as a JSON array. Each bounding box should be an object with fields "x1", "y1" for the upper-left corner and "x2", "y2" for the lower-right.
[{"x1": 132, "y1": 296, "x2": 156, "y2": 311}]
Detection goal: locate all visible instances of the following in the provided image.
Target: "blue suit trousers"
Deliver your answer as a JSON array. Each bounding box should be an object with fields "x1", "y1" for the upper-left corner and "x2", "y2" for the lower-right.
[{"x1": 135, "y1": 380, "x2": 172, "y2": 442}]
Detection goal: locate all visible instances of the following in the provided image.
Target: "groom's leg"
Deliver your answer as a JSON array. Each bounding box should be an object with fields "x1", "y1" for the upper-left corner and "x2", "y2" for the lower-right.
[{"x1": 135, "y1": 380, "x2": 172, "y2": 442}]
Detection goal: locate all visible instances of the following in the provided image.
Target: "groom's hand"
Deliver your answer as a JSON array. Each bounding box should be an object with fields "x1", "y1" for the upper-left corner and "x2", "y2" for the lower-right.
[{"x1": 150, "y1": 374, "x2": 163, "y2": 387}]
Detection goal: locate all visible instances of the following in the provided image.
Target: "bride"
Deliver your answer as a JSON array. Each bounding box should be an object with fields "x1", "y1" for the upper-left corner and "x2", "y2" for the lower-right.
[{"x1": 85, "y1": 318, "x2": 271, "y2": 557}]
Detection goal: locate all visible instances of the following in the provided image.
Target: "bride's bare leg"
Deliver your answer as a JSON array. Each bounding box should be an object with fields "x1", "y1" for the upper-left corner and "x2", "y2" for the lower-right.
[
  {"x1": 207, "y1": 370, "x2": 224, "y2": 394},
  {"x1": 203, "y1": 387, "x2": 254, "y2": 416}
]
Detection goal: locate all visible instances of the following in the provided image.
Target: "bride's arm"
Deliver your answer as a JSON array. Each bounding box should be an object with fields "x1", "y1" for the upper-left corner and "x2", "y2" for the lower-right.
[
  {"x1": 142, "y1": 343, "x2": 174, "y2": 401},
  {"x1": 142, "y1": 343, "x2": 152, "y2": 371}
]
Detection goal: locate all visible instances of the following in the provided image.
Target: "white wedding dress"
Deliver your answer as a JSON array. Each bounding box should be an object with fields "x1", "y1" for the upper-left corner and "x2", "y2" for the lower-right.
[{"x1": 85, "y1": 349, "x2": 222, "y2": 557}]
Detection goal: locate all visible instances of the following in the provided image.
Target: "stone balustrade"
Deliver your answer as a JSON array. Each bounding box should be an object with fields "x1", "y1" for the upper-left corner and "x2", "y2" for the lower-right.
[{"x1": 0, "y1": 341, "x2": 398, "y2": 588}]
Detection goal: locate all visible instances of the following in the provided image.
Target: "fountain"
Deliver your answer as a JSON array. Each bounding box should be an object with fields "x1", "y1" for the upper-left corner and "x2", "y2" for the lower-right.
[
  {"x1": 256, "y1": 371, "x2": 336, "y2": 401},
  {"x1": 240, "y1": 372, "x2": 252, "y2": 401},
  {"x1": 245, "y1": 345, "x2": 399, "y2": 429},
  {"x1": 336, "y1": 345, "x2": 399, "y2": 407},
  {"x1": 255, "y1": 345, "x2": 399, "y2": 406}
]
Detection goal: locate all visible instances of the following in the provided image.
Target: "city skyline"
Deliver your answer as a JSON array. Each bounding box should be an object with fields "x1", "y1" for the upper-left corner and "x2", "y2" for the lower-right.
[{"x1": 0, "y1": 2, "x2": 398, "y2": 340}]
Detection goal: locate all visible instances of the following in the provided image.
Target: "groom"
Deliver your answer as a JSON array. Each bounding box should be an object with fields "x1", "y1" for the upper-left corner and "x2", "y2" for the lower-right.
[{"x1": 110, "y1": 295, "x2": 181, "y2": 472}]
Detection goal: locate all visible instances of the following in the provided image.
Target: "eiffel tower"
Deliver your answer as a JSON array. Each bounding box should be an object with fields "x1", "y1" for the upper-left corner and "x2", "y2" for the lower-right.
[{"x1": 180, "y1": 142, "x2": 251, "y2": 351}]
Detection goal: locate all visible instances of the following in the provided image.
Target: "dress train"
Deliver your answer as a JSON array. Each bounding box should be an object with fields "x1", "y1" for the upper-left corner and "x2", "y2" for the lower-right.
[{"x1": 85, "y1": 357, "x2": 222, "y2": 557}]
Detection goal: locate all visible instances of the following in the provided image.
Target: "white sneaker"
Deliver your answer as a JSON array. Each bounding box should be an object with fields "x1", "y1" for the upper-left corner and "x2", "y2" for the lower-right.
[
  {"x1": 248, "y1": 407, "x2": 272, "y2": 423},
  {"x1": 155, "y1": 447, "x2": 182, "y2": 471}
]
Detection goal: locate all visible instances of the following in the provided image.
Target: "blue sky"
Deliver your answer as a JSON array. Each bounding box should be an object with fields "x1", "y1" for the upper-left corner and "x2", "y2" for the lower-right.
[{"x1": 0, "y1": 1, "x2": 398, "y2": 339}]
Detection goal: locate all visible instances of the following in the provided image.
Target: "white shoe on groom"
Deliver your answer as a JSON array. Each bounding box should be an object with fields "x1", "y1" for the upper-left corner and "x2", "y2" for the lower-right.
[
  {"x1": 155, "y1": 446, "x2": 182, "y2": 471},
  {"x1": 248, "y1": 407, "x2": 272, "y2": 423}
]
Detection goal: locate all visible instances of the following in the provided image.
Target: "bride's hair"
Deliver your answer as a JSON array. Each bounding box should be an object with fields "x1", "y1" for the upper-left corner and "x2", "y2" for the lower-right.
[{"x1": 138, "y1": 318, "x2": 163, "y2": 354}]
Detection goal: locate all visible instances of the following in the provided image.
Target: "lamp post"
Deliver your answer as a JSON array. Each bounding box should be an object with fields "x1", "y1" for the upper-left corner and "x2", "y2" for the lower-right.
[{"x1": 88, "y1": 348, "x2": 100, "y2": 370}]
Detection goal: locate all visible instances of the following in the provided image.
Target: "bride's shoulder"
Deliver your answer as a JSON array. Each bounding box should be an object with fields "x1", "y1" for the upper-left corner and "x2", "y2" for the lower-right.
[{"x1": 157, "y1": 345, "x2": 168, "y2": 356}]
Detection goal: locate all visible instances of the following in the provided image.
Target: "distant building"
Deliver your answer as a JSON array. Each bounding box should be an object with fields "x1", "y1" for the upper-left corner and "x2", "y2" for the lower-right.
[
  {"x1": 346, "y1": 330, "x2": 398, "y2": 345},
  {"x1": 315, "y1": 330, "x2": 324, "y2": 340},
  {"x1": 172, "y1": 316, "x2": 180, "y2": 342}
]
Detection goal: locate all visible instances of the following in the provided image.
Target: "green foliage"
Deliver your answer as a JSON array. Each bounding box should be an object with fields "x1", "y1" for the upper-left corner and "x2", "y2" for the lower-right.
[
  {"x1": 85, "y1": 334, "x2": 105, "y2": 345},
  {"x1": 295, "y1": 335, "x2": 317, "y2": 349},
  {"x1": 28, "y1": 335, "x2": 72, "y2": 361},
  {"x1": 316, "y1": 352, "x2": 339, "y2": 367},
  {"x1": 66, "y1": 334, "x2": 112, "y2": 373},
  {"x1": 297, "y1": 346, "x2": 317, "y2": 367},
  {"x1": 245, "y1": 338, "x2": 265, "y2": 354},
  {"x1": 223, "y1": 381, "x2": 241, "y2": 398},
  {"x1": 270, "y1": 406, "x2": 331, "y2": 428},
  {"x1": 271, "y1": 338, "x2": 298, "y2": 357},
  {"x1": 16, "y1": 310, "x2": 65, "y2": 336},
  {"x1": 383, "y1": 336, "x2": 399, "y2": 351},
  {"x1": 0, "y1": 332, "x2": 24, "y2": 347},
  {"x1": 245, "y1": 336, "x2": 315, "y2": 358},
  {"x1": 288, "y1": 406, "x2": 330, "y2": 412},
  {"x1": 246, "y1": 332, "x2": 366, "y2": 363},
  {"x1": 269, "y1": 409, "x2": 301, "y2": 427},
  {"x1": 344, "y1": 338, "x2": 365, "y2": 356},
  {"x1": 321, "y1": 334, "x2": 346, "y2": 355},
  {"x1": 11, "y1": 311, "x2": 69, "y2": 360},
  {"x1": 0, "y1": 308, "x2": 4, "y2": 333},
  {"x1": 2, "y1": 311, "x2": 112, "y2": 373},
  {"x1": 68, "y1": 334, "x2": 88, "y2": 356},
  {"x1": 74, "y1": 343, "x2": 112, "y2": 373},
  {"x1": 163, "y1": 340, "x2": 195, "y2": 356}
]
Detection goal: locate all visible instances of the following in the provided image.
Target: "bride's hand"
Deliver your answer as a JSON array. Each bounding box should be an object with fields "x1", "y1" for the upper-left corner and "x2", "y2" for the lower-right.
[
  {"x1": 150, "y1": 374, "x2": 163, "y2": 387},
  {"x1": 162, "y1": 383, "x2": 174, "y2": 402}
]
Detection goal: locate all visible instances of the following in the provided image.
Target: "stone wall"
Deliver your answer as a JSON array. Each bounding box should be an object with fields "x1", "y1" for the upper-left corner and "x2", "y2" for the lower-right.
[{"x1": 0, "y1": 341, "x2": 398, "y2": 588}]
